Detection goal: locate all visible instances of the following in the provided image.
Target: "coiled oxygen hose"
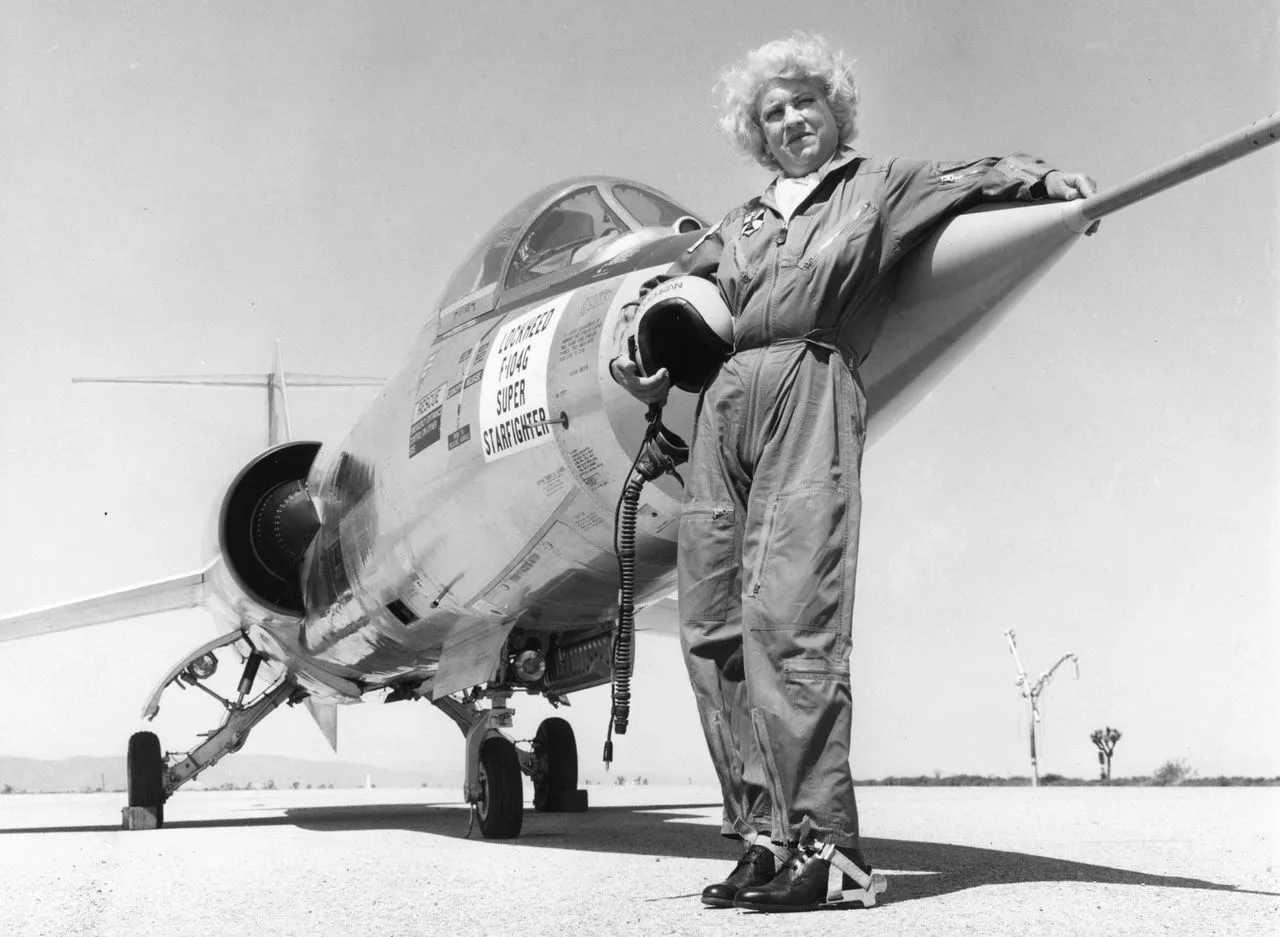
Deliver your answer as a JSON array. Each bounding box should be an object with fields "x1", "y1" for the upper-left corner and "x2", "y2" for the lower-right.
[
  {"x1": 603, "y1": 405, "x2": 687, "y2": 767},
  {"x1": 610, "y1": 474, "x2": 644, "y2": 733}
]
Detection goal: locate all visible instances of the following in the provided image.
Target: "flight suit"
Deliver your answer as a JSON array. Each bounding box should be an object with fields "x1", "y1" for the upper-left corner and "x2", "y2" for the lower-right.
[{"x1": 658, "y1": 147, "x2": 1054, "y2": 848}]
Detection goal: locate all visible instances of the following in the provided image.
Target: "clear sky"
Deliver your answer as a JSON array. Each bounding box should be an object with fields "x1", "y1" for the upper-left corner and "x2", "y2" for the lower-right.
[{"x1": 1, "y1": 1, "x2": 1275, "y2": 786}]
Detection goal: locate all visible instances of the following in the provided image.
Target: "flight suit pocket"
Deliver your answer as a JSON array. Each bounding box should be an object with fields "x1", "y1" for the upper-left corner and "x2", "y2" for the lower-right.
[
  {"x1": 781, "y1": 656, "x2": 852, "y2": 718},
  {"x1": 799, "y1": 201, "x2": 876, "y2": 272},
  {"x1": 782, "y1": 656, "x2": 851, "y2": 682},
  {"x1": 801, "y1": 201, "x2": 880, "y2": 306},
  {"x1": 747, "y1": 485, "x2": 846, "y2": 628},
  {"x1": 678, "y1": 503, "x2": 738, "y2": 623}
]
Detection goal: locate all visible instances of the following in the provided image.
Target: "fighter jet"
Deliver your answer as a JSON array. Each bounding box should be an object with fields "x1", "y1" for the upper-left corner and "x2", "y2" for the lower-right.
[{"x1": 2, "y1": 113, "x2": 1275, "y2": 837}]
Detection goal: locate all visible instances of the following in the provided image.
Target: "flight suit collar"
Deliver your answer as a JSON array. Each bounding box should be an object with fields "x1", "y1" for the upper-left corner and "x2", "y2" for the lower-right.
[{"x1": 759, "y1": 145, "x2": 864, "y2": 214}]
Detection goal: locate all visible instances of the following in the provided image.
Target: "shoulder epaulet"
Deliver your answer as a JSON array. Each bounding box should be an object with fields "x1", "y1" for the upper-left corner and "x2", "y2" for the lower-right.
[{"x1": 853, "y1": 155, "x2": 892, "y2": 176}]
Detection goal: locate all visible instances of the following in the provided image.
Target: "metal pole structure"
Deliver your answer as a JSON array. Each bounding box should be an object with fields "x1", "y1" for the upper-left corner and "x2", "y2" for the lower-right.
[
  {"x1": 1004, "y1": 630, "x2": 1037, "y2": 787},
  {"x1": 1072, "y1": 111, "x2": 1280, "y2": 225},
  {"x1": 1004, "y1": 630, "x2": 1079, "y2": 787}
]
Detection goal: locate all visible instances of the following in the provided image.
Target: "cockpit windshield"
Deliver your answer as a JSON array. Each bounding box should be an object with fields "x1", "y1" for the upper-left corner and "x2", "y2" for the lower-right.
[
  {"x1": 505, "y1": 188, "x2": 626, "y2": 289},
  {"x1": 438, "y1": 210, "x2": 534, "y2": 313},
  {"x1": 611, "y1": 184, "x2": 694, "y2": 229},
  {"x1": 436, "y1": 177, "x2": 704, "y2": 322}
]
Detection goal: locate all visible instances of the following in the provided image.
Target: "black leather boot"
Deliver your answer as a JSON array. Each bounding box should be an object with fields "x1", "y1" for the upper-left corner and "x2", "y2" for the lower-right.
[
  {"x1": 733, "y1": 844, "x2": 887, "y2": 913},
  {"x1": 700, "y1": 843, "x2": 784, "y2": 908}
]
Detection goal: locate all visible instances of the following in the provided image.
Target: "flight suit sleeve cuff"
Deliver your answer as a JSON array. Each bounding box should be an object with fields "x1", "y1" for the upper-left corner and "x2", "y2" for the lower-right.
[{"x1": 994, "y1": 152, "x2": 1057, "y2": 200}]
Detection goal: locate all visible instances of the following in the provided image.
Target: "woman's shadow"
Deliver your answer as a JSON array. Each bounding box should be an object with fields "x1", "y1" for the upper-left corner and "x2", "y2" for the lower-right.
[
  {"x1": 281, "y1": 798, "x2": 1270, "y2": 903},
  {"x1": 5, "y1": 797, "x2": 1272, "y2": 904}
]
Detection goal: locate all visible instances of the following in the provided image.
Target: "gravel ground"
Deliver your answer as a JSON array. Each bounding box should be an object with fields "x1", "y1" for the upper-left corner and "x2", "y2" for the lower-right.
[{"x1": 0, "y1": 785, "x2": 1275, "y2": 937}]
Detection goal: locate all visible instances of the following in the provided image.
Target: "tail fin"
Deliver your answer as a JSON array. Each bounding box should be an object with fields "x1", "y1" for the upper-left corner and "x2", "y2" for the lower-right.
[
  {"x1": 269, "y1": 340, "x2": 292, "y2": 445},
  {"x1": 73, "y1": 342, "x2": 385, "y2": 448}
]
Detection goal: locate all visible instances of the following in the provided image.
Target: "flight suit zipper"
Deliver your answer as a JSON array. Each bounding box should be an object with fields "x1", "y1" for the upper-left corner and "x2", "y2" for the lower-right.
[
  {"x1": 763, "y1": 217, "x2": 787, "y2": 345},
  {"x1": 749, "y1": 496, "x2": 780, "y2": 597},
  {"x1": 759, "y1": 164, "x2": 844, "y2": 345},
  {"x1": 937, "y1": 165, "x2": 987, "y2": 186},
  {"x1": 799, "y1": 201, "x2": 872, "y2": 271}
]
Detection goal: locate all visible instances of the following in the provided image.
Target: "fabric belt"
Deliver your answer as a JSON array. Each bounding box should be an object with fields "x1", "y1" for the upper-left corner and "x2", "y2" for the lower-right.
[{"x1": 730, "y1": 331, "x2": 861, "y2": 377}]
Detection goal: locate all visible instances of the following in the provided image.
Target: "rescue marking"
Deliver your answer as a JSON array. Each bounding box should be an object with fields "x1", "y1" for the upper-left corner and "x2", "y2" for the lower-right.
[
  {"x1": 479, "y1": 297, "x2": 568, "y2": 462},
  {"x1": 409, "y1": 405, "x2": 443, "y2": 458},
  {"x1": 413, "y1": 383, "x2": 446, "y2": 420}
]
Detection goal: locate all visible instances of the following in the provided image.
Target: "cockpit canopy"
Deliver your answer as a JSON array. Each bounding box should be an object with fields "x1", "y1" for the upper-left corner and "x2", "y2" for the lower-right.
[{"x1": 437, "y1": 177, "x2": 705, "y2": 333}]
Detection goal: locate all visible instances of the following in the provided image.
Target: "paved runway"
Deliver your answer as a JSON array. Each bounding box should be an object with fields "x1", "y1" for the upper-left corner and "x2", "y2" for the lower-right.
[{"x1": 0, "y1": 785, "x2": 1275, "y2": 936}]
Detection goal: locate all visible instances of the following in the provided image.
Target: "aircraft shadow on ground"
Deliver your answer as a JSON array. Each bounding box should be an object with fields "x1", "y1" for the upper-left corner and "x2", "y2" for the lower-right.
[{"x1": 5, "y1": 799, "x2": 1272, "y2": 903}]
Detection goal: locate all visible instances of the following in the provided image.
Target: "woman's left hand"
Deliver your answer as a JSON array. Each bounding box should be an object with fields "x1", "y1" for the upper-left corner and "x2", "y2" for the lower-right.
[
  {"x1": 1044, "y1": 170, "x2": 1101, "y2": 235},
  {"x1": 1044, "y1": 170, "x2": 1097, "y2": 201}
]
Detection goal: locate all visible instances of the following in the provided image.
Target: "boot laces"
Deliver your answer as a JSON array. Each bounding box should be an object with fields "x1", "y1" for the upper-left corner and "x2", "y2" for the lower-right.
[
  {"x1": 736, "y1": 843, "x2": 771, "y2": 871},
  {"x1": 783, "y1": 843, "x2": 821, "y2": 874}
]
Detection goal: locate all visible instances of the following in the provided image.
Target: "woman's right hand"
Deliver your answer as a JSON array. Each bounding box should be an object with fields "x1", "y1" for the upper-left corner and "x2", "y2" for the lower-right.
[{"x1": 609, "y1": 355, "x2": 670, "y2": 404}]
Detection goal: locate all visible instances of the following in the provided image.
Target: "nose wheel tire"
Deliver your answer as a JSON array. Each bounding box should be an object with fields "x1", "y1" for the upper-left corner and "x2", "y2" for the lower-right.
[
  {"x1": 476, "y1": 736, "x2": 523, "y2": 839},
  {"x1": 532, "y1": 716, "x2": 586, "y2": 813},
  {"x1": 126, "y1": 731, "x2": 166, "y2": 824}
]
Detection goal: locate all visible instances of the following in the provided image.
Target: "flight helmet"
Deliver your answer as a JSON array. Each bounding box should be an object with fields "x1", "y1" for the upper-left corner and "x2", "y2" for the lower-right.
[{"x1": 631, "y1": 276, "x2": 733, "y2": 392}]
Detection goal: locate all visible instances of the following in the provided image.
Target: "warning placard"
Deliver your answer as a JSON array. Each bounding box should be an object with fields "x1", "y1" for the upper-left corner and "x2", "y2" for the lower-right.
[
  {"x1": 409, "y1": 382, "x2": 446, "y2": 459},
  {"x1": 480, "y1": 297, "x2": 567, "y2": 462}
]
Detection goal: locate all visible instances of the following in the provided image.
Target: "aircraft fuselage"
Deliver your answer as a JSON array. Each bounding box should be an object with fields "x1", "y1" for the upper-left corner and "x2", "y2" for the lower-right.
[{"x1": 271, "y1": 237, "x2": 699, "y2": 700}]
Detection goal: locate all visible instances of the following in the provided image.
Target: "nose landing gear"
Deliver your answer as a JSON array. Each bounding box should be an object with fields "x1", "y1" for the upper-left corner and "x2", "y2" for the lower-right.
[
  {"x1": 124, "y1": 730, "x2": 166, "y2": 830},
  {"x1": 121, "y1": 629, "x2": 303, "y2": 830}
]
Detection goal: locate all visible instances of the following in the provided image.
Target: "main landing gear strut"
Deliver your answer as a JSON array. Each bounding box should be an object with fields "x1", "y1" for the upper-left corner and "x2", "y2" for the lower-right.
[
  {"x1": 122, "y1": 628, "x2": 300, "y2": 830},
  {"x1": 432, "y1": 693, "x2": 588, "y2": 839}
]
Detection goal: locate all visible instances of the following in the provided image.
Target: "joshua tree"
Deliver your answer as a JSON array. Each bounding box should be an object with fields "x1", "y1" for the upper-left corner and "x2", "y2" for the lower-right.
[{"x1": 1090, "y1": 726, "x2": 1122, "y2": 781}]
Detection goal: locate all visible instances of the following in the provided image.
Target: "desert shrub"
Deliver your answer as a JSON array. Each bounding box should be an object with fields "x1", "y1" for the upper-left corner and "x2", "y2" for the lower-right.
[{"x1": 1150, "y1": 758, "x2": 1192, "y2": 786}]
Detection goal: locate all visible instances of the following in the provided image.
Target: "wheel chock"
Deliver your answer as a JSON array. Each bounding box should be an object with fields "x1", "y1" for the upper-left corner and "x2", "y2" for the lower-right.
[
  {"x1": 121, "y1": 806, "x2": 163, "y2": 830},
  {"x1": 547, "y1": 788, "x2": 589, "y2": 812}
]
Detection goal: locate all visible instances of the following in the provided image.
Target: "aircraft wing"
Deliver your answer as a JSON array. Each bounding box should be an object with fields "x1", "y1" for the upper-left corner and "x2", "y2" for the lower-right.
[
  {"x1": 0, "y1": 564, "x2": 212, "y2": 643},
  {"x1": 635, "y1": 595, "x2": 679, "y2": 635}
]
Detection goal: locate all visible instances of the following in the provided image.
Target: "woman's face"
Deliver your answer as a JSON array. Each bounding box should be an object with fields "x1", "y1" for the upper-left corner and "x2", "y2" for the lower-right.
[{"x1": 758, "y1": 77, "x2": 839, "y2": 177}]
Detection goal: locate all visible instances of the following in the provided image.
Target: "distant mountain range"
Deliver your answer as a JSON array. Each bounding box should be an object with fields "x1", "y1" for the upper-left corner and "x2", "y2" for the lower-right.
[
  {"x1": 7, "y1": 755, "x2": 1270, "y2": 795},
  {"x1": 0, "y1": 754, "x2": 460, "y2": 794}
]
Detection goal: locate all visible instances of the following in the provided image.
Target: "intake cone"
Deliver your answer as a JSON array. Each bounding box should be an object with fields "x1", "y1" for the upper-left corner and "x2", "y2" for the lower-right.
[{"x1": 863, "y1": 200, "x2": 1087, "y2": 444}]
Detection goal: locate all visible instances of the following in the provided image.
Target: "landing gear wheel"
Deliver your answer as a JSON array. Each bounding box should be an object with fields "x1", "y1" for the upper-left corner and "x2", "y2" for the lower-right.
[
  {"x1": 532, "y1": 717, "x2": 586, "y2": 813},
  {"x1": 126, "y1": 731, "x2": 165, "y2": 825},
  {"x1": 476, "y1": 736, "x2": 523, "y2": 839}
]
